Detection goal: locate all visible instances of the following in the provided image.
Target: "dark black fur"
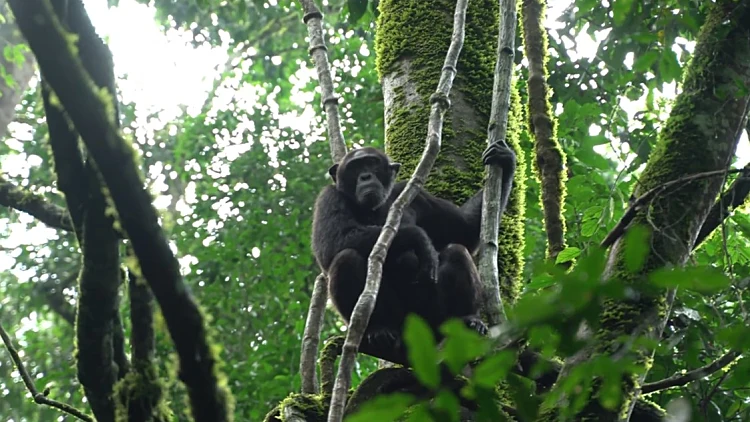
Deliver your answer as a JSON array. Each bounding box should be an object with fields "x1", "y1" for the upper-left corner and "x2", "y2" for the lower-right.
[{"x1": 312, "y1": 144, "x2": 516, "y2": 362}]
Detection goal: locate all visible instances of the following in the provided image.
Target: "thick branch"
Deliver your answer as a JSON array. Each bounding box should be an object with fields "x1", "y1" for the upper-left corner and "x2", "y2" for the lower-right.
[
  {"x1": 10, "y1": 2, "x2": 232, "y2": 421},
  {"x1": 0, "y1": 321, "x2": 94, "y2": 421},
  {"x1": 521, "y1": 0, "x2": 567, "y2": 260},
  {"x1": 327, "y1": 1, "x2": 470, "y2": 420},
  {"x1": 0, "y1": 177, "x2": 74, "y2": 231},
  {"x1": 477, "y1": 0, "x2": 517, "y2": 327},
  {"x1": 642, "y1": 350, "x2": 740, "y2": 394}
]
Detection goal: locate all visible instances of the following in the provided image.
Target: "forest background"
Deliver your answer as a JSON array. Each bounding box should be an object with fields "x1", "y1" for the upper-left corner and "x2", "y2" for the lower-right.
[{"x1": 0, "y1": 0, "x2": 749, "y2": 421}]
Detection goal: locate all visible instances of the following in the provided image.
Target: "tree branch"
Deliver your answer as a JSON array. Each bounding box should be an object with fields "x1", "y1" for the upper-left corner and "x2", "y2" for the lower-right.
[
  {"x1": 327, "y1": 0, "x2": 470, "y2": 420},
  {"x1": 300, "y1": 273, "x2": 327, "y2": 394},
  {"x1": 10, "y1": 2, "x2": 232, "y2": 420},
  {"x1": 0, "y1": 176, "x2": 74, "y2": 231},
  {"x1": 297, "y1": 0, "x2": 350, "y2": 397},
  {"x1": 521, "y1": 0, "x2": 568, "y2": 261},
  {"x1": 299, "y1": 0, "x2": 347, "y2": 163},
  {"x1": 476, "y1": 0, "x2": 517, "y2": 327},
  {"x1": 0, "y1": 321, "x2": 94, "y2": 422},
  {"x1": 600, "y1": 168, "x2": 746, "y2": 250},
  {"x1": 694, "y1": 164, "x2": 750, "y2": 248},
  {"x1": 642, "y1": 350, "x2": 740, "y2": 394}
]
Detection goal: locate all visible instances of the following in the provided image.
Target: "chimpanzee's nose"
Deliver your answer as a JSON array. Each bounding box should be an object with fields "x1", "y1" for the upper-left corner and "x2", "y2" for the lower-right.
[{"x1": 359, "y1": 173, "x2": 373, "y2": 182}]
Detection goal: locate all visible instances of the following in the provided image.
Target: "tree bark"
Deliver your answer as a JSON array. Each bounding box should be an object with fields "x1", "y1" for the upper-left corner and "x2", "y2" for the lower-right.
[
  {"x1": 376, "y1": 0, "x2": 527, "y2": 305},
  {"x1": 0, "y1": 0, "x2": 36, "y2": 139}
]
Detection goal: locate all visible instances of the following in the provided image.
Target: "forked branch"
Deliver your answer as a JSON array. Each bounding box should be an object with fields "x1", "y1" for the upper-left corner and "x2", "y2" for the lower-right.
[{"x1": 326, "y1": 0, "x2": 471, "y2": 420}]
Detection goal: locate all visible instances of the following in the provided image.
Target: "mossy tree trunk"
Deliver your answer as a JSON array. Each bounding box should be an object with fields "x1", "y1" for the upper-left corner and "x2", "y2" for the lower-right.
[
  {"x1": 549, "y1": 1, "x2": 750, "y2": 420},
  {"x1": 375, "y1": 0, "x2": 526, "y2": 306}
]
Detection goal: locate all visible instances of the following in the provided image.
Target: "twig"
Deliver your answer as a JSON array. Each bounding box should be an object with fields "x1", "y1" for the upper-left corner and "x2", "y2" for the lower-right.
[
  {"x1": 299, "y1": 0, "x2": 347, "y2": 163},
  {"x1": 477, "y1": 0, "x2": 517, "y2": 327},
  {"x1": 600, "y1": 168, "x2": 745, "y2": 249},
  {"x1": 326, "y1": 0, "x2": 470, "y2": 420},
  {"x1": 642, "y1": 350, "x2": 740, "y2": 394},
  {"x1": 298, "y1": 0, "x2": 350, "y2": 396},
  {"x1": 10, "y1": 2, "x2": 232, "y2": 420},
  {"x1": 521, "y1": 0, "x2": 568, "y2": 261},
  {"x1": 0, "y1": 321, "x2": 94, "y2": 422},
  {"x1": 300, "y1": 273, "x2": 327, "y2": 394}
]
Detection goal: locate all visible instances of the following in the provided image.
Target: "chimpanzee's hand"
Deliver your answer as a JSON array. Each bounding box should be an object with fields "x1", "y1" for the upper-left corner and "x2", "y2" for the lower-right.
[{"x1": 482, "y1": 140, "x2": 516, "y2": 172}]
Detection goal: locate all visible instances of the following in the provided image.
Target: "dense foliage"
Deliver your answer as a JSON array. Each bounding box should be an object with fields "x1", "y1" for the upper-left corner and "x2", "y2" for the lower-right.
[{"x1": 0, "y1": 0, "x2": 748, "y2": 421}]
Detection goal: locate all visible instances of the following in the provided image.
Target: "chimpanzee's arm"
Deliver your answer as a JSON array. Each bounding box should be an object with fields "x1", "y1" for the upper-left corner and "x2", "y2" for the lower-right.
[
  {"x1": 407, "y1": 141, "x2": 516, "y2": 252},
  {"x1": 312, "y1": 186, "x2": 438, "y2": 279}
]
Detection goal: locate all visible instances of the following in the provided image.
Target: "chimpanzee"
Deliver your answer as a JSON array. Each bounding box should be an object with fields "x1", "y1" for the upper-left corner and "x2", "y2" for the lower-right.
[{"x1": 311, "y1": 142, "x2": 516, "y2": 362}]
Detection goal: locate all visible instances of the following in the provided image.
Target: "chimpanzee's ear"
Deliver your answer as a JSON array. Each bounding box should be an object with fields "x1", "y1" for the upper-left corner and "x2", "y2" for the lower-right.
[
  {"x1": 328, "y1": 164, "x2": 339, "y2": 182},
  {"x1": 390, "y1": 162, "x2": 401, "y2": 177}
]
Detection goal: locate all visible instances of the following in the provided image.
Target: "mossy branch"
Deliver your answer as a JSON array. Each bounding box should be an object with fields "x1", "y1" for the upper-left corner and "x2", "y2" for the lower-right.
[
  {"x1": 298, "y1": 0, "x2": 351, "y2": 396},
  {"x1": 477, "y1": 0, "x2": 517, "y2": 327},
  {"x1": 0, "y1": 176, "x2": 74, "y2": 231},
  {"x1": 44, "y1": 1, "x2": 126, "y2": 419},
  {"x1": 326, "y1": 0, "x2": 470, "y2": 420},
  {"x1": 0, "y1": 321, "x2": 94, "y2": 422},
  {"x1": 9, "y1": 1, "x2": 232, "y2": 420},
  {"x1": 521, "y1": 0, "x2": 567, "y2": 261}
]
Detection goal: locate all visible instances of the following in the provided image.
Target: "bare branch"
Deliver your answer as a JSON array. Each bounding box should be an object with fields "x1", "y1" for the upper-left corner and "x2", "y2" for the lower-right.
[
  {"x1": 299, "y1": 0, "x2": 348, "y2": 163},
  {"x1": 600, "y1": 168, "x2": 746, "y2": 250},
  {"x1": 0, "y1": 176, "x2": 74, "y2": 231},
  {"x1": 521, "y1": 0, "x2": 567, "y2": 261},
  {"x1": 694, "y1": 164, "x2": 750, "y2": 248},
  {"x1": 297, "y1": 0, "x2": 351, "y2": 397},
  {"x1": 326, "y1": 0, "x2": 470, "y2": 419},
  {"x1": 0, "y1": 321, "x2": 94, "y2": 422},
  {"x1": 300, "y1": 273, "x2": 327, "y2": 394},
  {"x1": 476, "y1": 0, "x2": 517, "y2": 327},
  {"x1": 642, "y1": 350, "x2": 740, "y2": 394}
]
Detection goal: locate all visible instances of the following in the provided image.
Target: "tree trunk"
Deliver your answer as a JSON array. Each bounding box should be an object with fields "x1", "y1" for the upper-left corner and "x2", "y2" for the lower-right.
[
  {"x1": 376, "y1": 0, "x2": 527, "y2": 305},
  {"x1": 549, "y1": 1, "x2": 750, "y2": 420},
  {"x1": 0, "y1": 0, "x2": 36, "y2": 139}
]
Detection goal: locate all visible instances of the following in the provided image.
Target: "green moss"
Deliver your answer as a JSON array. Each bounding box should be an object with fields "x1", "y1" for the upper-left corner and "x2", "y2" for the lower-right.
[
  {"x1": 376, "y1": 0, "x2": 527, "y2": 304},
  {"x1": 113, "y1": 364, "x2": 172, "y2": 422},
  {"x1": 263, "y1": 393, "x2": 326, "y2": 422}
]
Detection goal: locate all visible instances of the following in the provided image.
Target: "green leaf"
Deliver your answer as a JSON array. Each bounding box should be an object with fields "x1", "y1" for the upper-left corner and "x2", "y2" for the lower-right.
[
  {"x1": 556, "y1": 247, "x2": 581, "y2": 264},
  {"x1": 471, "y1": 351, "x2": 515, "y2": 388},
  {"x1": 633, "y1": 51, "x2": 659, "y2": 73},
  {"x1": 348, "y1": 0, "x2": 368, "y2": 24},
  {"x1": 623, "y1": 224, "x2": 650, "y2": 271},
  {"x1": 649, "y1": 266, "x2": 731, "y2": 293},
  {"x1": 659, "y1": 49, "x2": 681, "y2": 83},
  {"x1": 403, "y1": 314, "x2": 440, "y2": 389},
  {"x1": 612, "y1": 0, "x2": 633, "y2": 26},
  {"x1": 440, "y1": 320, "x2": 490, "y2": 374},
  {"x1": 346, "y1": 393, "x2": 415, "y2": 422}
]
